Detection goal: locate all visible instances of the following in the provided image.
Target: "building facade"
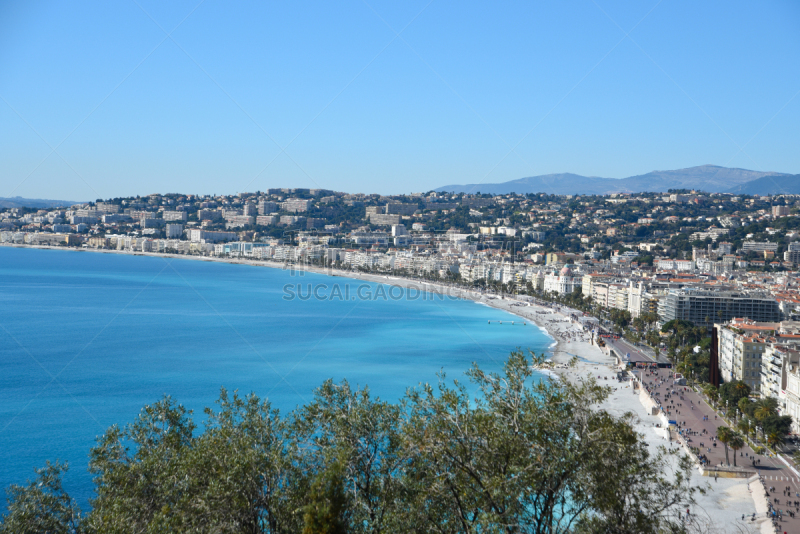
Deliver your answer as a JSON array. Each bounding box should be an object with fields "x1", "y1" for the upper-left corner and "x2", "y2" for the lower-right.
[{"x1": 660, "y1": 289, "x2": 781, "y2": 330}]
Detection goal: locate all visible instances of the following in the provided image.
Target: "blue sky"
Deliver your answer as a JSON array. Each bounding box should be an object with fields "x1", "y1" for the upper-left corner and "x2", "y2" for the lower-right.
[{"x1": 1, "y1": 0, "x2": 799, "y2": 200}]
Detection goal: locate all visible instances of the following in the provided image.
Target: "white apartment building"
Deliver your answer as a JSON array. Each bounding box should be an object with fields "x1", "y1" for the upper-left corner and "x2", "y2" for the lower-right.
[
  {"x1": 608, "y1": 283, "x2": 628, "y2": 311},
  {"x1": 717, "y1": 323, "x2": 759, "y2": 391},
  {"x1": 280, "y1": 199, "x2": 312, "y2": 213},
  {"x1": 627, "y1": 281, "x2": 645, "y2": 318},
  {"x1": 163, "y1": 211, "x2": 187, "y2": 222},
  {"x1": 188, "y1": 229, "x2": 237, "y2": 243},
  {"x1": 543, "y1": 266, "x2": 581, "y2": 295},
  {"x1": 592, "y1": 282, "x2": 609, "y2": 308},
  {"x1": 785, "y1": 365, "x2": 800, "y2": 433},
  {"x1": 656, "y1": 259, "x2": 694, "y2": 271},
  {"x1": 717, "y1": 318, "x2": 782, "y2": 393},
  {"x1": 741, "y1": 241, "x2": 778, "y2": 253},
  {"x1": 500, "y1": 264, "x2": 519, "y2": 284},
  {"x1": 784, "y1": 242, "x2": 800, "y2": 263},
  {"x1": 761, "y1": 345, "x2": 800, "y2": 409},
  {"x1": 165, "y1": 224, "x2": 183, "y2": 238},
  {"x1": 582, "y1": 274, "x2": 611, "y2": 300}
]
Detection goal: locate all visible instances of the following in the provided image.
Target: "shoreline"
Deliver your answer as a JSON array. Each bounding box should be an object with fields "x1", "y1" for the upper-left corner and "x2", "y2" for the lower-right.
[
  {"x1": 0, "y1": 244, "x2": 615, "y2": 387},
  {"x1": 3, "y1": 242, "x2": 564, "y2": 343},
  {"x1": 0, "y1": 243, "x2": 621, "y2": 368},
  {"x1": 2, "y1": 243, "x2": 762, "y2": 531}
]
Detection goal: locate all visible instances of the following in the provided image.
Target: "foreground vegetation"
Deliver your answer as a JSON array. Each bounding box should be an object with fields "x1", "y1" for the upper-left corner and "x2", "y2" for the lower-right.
[{"x1": 1, "y1": 352, "x2": 699, "y2": 534}]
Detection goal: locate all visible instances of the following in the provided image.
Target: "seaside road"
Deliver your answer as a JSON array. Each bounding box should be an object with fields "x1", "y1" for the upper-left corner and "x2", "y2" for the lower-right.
[
  {"x1": 635, "y1": 367, "x2": 800, "y2": 532},
  {"x1": 607, "y1": 337, "x2": 659, "y2": 366},
  {"x1": 614, "y1": 336, "x2": 668, "y2": 364}
]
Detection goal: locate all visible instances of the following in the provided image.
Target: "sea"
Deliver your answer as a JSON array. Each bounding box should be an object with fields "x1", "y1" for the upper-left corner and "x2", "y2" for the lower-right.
[{"x1": 0, "y1": 246, "x2": 552, "y2": 507}]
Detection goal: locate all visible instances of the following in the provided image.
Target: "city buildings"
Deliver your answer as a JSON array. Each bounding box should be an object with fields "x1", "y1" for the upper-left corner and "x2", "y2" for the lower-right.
[
  {"x1": 661, "y1": 288, "x2": 781, "y2": 330},
  {"x1": 280, "y1": 199, "x2": 312, "y2": 213},
  {"x1": 543, "y1": 265, "x2": 581, "y2": 295}
]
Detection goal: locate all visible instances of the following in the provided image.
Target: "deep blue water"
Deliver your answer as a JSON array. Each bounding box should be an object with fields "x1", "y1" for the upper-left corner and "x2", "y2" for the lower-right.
[{"x1": 0, "y1": 247, "x2": 551, "y2": 507}]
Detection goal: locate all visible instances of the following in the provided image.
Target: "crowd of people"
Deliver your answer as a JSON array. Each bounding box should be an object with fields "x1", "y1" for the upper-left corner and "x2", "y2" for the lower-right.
[{"x1": 634, "y1": 366, "x2": 800, "y2": 532}]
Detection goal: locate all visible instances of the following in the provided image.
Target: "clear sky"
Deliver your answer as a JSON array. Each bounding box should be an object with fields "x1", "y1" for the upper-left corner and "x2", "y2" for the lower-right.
[{"x1": 1, "y1": 0, "x2": 799, "y2": 201}]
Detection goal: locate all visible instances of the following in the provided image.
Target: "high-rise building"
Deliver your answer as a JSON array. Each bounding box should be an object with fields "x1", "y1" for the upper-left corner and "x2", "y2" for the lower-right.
[
  {"x1": 772, "y1": 205, "x2": 790, "y2": 217},
  {"x1": 224, "y1": 216, "x2": 254, "y2": 229},
  {"x1": 280, "y1": 199, "x2": 312, "y2": 213},
  {"x1": 163, "y1": 211, "x2": 188, "y2": 222},
  {"x1": 368, "y1": 214, "x2": 401, "y2": 226},
  {"x1": 741, "y1": 241, "x2": 778, "y2": 253},
  {"x1": 243, "y1": 203, "x2": 258, "y2": 216},
  {"x1": 257, "y1": 215, "x2": 278, "y2": 226},
  {"x1": 257, "y1": 201, "x2": 278, "y2": 215},
  {"x1": 391, "y1": 224, "x2": 408, "y2": 236},
  {"x1": 385, "y1": 203, "x2": 417, "y2": 215},
  {"x1": 661, "y1": 288, "x2": 781, "y2": 330},
  {"x1": 785, "y1": 242, "x2": 800, "y2": 263},
  {"x1": 187, "y1": 229, "x2": 237, "y2": 243},
  {"x1": 140, "y1": 217, "x2": 165, "y2": 229},
  {"x1": 198, "y1": 209, "x2": 222, "y2": 221},
  {"x1": 166, "y1": 223, "x2": 184, "y2": 238}
]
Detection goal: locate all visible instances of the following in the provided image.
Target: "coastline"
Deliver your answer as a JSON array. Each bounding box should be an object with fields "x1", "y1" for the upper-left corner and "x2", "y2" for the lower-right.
[
  {"x1": 2, "y1": 243, "x2": 764, "y2": 530},
  {"x1": 2, "y1": 243, "x2": 560, "y2": 340}
]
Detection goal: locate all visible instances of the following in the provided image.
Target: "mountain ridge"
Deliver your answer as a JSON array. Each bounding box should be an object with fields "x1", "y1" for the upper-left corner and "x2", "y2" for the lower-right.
[
  {"x1": 435, "y1": 165, "x2": 798, "y2": 195},
  {"x1": 0, "y1": 196, "x2": 83, "y2": 209}
]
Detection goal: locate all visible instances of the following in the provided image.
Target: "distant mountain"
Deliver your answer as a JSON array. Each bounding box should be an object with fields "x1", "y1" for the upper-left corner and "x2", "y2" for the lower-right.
[
  {"x1": 0, "y1": 196, "x2": 82, "y2": 209},
  {"x1": 435, "y1": 165, "x2": 798, "y2": 195},
  {"x1": 725, "y1": 174, "x2": 800, "y2": 195}
]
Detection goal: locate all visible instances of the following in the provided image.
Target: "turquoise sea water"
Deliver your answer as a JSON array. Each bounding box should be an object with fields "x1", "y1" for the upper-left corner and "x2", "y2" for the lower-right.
[{"x1": 0, "y1": 247, "x2": 551, "y2": 507}]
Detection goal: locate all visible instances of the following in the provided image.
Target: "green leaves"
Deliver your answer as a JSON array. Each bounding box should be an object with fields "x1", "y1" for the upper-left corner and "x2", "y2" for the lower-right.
[
  {"x1": 86, "y1": 391, "x2": 302, "y2": 534},
  {"x1": 0, "y1": 461, "x2": 82, "y2": 534},
  {"x1": 718, "y1": 380, "x2": 751, "y2": 409},
  {"x1": 2, "y1": 353, "x2": 700, "y2": 534}
]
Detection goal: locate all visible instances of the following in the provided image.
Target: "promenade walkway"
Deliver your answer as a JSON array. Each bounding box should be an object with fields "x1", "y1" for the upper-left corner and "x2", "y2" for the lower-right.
[{"x1": 635, "y1": 366, "x2": 800, "y2": 533}]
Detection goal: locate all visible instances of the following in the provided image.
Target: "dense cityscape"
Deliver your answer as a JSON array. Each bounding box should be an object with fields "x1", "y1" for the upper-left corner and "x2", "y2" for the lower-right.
[
  {"x1": 5, "y1": 187, "x2": 800, "y2": 422},
  {"x1": 5, "y1": 186, "x2": 800, "y2": 528}
]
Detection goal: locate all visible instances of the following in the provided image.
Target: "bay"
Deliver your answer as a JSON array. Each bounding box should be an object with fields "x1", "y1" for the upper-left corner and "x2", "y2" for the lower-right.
[{"x1": 0, "y1": 246, "x2": 551, "y2": 506}]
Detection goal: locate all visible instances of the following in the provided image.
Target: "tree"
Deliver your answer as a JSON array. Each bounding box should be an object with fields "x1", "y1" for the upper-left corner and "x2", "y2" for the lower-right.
[
  {"x1": 754, "y1": 398, "x2": 779, "y2": 422},
  {"x1": 641, "y1": 312, "x2": 659, "y2": 331},
  {"x1": 737, "y1": 397, "x2": 751, "y2": 416},
  {"x1": 702, "y1": 384, "x2": 719, "y2": 404},
  {"x1": 737, "y1": 417, "x2": 753, "y2": 438},
  {"x1": 86, "y1": 391, "x2": 303, "y2": 534},
  {"x1": 717, "y1": 426, "x2": 732, "y2": 465},
  {"x1": 291, "y1": 378, "x2": 407, "y2": 534},
  {"x1": 761, "y1": 414, "x2": 793, "y2": 444},
  {"x1": 728, "y1": 432, "x2": 745, "y2": 467},
  {"x1": 719, "y1": 381, "x2": 751, "y2": 409},
  {"x1": 767, "y1": 431, "x2": 787, "y2": 451},
  {"x1": 0, "y1": 462, "x2": 81, "y2": 534},
  {"x1": 660, "y1": 319, "x2": 694, "y2": 335},
  {"x1": 302, "y1": 457, "x2": 347, "y2": 534},
  {"x1": 1, "y1": 352, "x2": 701, "y2": 534},
  {"x1": 402, "y1": 351, "x2": 697, "y2": 533}
]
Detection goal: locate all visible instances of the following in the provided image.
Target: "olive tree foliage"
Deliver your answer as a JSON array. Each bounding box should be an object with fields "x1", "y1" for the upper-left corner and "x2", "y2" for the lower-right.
[
  {"x1": 86, "y1": 390, "x2": 304, "y2": 534},
  {"x1": 0, "y1": 461, "x2": 82, "y2": 534},
  {"x1": 400, "y1": 351, "x2": 697, "y2": 534},
  {"x1": 1, "y1": 351, "x2": 700, "y2": 534},
  {"x1": 291, "y1": 379, "x2": 410, "y2": 534}
]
